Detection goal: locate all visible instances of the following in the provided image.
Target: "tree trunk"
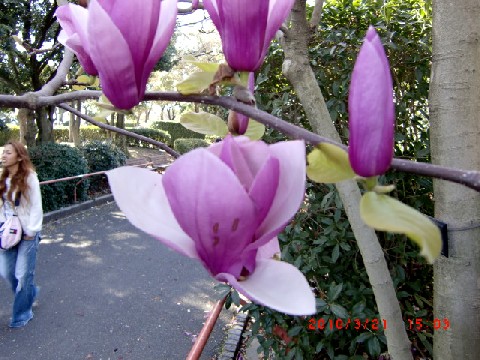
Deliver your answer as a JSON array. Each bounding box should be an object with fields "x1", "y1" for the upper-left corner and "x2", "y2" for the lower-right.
[
  {"x1": 69, "y1": 100, "x2": 81, "y2": 146},
  {"x1": 18, "y1": 108, "x2": 36, "y2": 146},
  {"x1": 281, "y1": 1, "x2": 413, "y2": 358},
  {"x1": 36, "y1": 107, "x2": 54, "y2": 144},
  {"x1": 114, "y1": 113, "x2": 128, "y2": 153},
  {"x1": 429, "y1": 0, "x2": 480, "y2": 358}
]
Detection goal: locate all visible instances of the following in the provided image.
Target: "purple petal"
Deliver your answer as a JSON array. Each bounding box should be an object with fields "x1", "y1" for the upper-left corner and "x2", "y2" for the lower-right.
[
  {"x1": 219, "y1": 135, "x2": 255, "y2": 189},
  {"x1": 247, "y1": 72, "x2": 255, "y2": 91},
  {"x1": 258, "y1": 0, "x2": 295, "y2": 69},
  {"x1": 141, "y1": 0, "x2": 177, "y2": 94},
  {"x1": 99, "y1": 0, "x2": 161, "y2": 92},
  {"x1": 202, "y1": 0, "x2": 221, "y2": 30},
  {"x1": 348, "y1": 26, "x2": 394, "y2": 177},
  {"x1": 255, "y1": 140, "x2": 306, "y2": 244},
  {"x1": 204, "y1": 0, "x2": 269, "y2": 71},
  {"x1": 210, "y1": 136, "x2": 271, "y2": 173},
  {"x1": 249, "y1": 156, "x2": 280, "y2": 227},
  {"x1": 216, "y1": 259, "x2": 315, "y2": 315},
  {"x1": 87, "y1": 0, "x2": 139, "y2": 109},
  {"x1": 106, "y1": 167, "x2": 197, "y2": 259},
  {"x1": 55, "y1": 5, "x2": 98, "y2": 75},
  {"x1": 162, "y1": 149, "x2": 257, "y2": 278}
]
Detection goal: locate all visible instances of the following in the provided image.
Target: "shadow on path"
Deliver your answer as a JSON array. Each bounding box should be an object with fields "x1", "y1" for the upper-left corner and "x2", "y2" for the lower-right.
[{"x1": 0, "y1": 201, "x2": 232, "y2": 360}]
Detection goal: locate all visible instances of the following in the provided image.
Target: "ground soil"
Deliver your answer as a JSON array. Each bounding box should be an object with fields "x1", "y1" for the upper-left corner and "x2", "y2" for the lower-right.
[{"x1": 126, "y1": 147, "x2": 174, "y2": 166}]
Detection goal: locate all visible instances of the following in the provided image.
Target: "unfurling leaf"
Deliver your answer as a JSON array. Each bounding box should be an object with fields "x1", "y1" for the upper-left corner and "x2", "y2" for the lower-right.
[
  {"x1": 360, "y1": 192, "x2": 441, "y2": 263},
  {"x1": 183, "y1": 56, "x2": 221, "y2": 72},
  {"x1": 244, "y1": 119, "x2": 265, "y2": 140},
  {"x1": 96, "y1": 95, "x2": 132, "y2": 115},
  {"x1": 180, "y1": 112, "x2": 228, "y2": 136},
  {"x1": 307, "y1": 143, "x2": 356, "y2": 183},
  {"x1": 73, "y1": 74, "x2": 93, "y2": 90},
  {"x1": 176, "y1": 72, "x2": 216, "y2": 94}
]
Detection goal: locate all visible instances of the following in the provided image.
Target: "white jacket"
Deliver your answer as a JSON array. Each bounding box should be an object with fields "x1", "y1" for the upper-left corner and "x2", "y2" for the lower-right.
[{"x1": 0, "y1": 172, "x2": 43, "y2": 237}]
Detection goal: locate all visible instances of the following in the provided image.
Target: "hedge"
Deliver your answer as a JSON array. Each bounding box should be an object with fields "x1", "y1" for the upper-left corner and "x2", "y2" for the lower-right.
[
  {"x1": 150, "y1": 121, "x2": 205, "y2": 143},
  {"x1": 173, "y1": 138, "x2": 209, "y2": 155}
]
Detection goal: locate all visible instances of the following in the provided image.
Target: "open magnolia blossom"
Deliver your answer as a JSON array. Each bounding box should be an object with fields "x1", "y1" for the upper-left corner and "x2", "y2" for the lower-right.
[
  {"x1": 348, "y1": 26, "x2": 395, "y2": 177},
  {"x1": 203, "y1": 0, "x2": 295, "y2": 71},
  {"x1": 55, "y1": 0, "x2": 177, "y2": 109},
  {"x1": 107, "y1": 136, "x2": 315, "y2": 315}
]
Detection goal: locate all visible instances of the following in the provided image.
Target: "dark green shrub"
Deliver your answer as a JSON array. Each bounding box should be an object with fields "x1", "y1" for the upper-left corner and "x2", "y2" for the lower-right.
[
  {"x1": 173, "y1": 138, "x2": 209, "y2": 155},
  {"x1": 80, "y1": 140, "x2": 127, "y2": 192},
  {"x1": 29, "y1": 143, "x2": 90, "y2": 212},
  {"x1": 151, "y1": 121, "x2": 204, "y2": 143},
  {"x1": 126, "y1": 128, "x2": 172, "y2": 147},
  {"x1": 248, "y1": 0, "x2": 434, "y2": 358}
]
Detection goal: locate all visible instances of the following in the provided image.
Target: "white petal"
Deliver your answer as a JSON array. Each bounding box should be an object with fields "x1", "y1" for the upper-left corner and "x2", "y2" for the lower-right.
[
  {"x1": 256, "y1": 237, "x2": 280, "y2": 260},
  {"x1": 217, "y1": 259, "x2": 315, "y2": 316},
  {"x1": 107, "y1": 167, "x2": 197, "y2": 258}
]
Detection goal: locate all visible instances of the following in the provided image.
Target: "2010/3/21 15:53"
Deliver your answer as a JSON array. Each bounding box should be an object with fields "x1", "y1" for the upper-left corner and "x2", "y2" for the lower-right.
[{"x1": 307, "y1": 318, "x2": 451, "y2": 331}]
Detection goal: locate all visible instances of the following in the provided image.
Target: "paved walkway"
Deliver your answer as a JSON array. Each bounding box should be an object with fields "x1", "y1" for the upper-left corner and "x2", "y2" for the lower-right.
[{"x1": 0, "y1": 201, "x2": 232, "y2": 360}]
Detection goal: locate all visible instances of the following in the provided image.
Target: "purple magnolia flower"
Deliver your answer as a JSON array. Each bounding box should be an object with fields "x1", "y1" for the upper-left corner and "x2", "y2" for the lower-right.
[
  {"x1": 107, "y1": 136, "x2": 315, "y2": 315},
  {"x1": 203, "y1": 0, "x2": 295, "y2": 71},
  {"x1": 229, "y1": 72, "x2": 256, "y2": 135},
  {"x1": 348, "y1": 26, "x2": 395, "y2": 177},
  {"x1": 55, "y1": 0, "x2": 177, "y2": 109}
]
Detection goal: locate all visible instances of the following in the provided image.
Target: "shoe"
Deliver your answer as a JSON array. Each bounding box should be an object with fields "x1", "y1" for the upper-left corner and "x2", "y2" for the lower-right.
[{"x1": 9, "y1": 315, "x2": 33, "y2": 328}]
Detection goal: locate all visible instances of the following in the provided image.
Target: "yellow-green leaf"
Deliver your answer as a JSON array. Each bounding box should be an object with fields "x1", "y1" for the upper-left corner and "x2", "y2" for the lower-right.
[
  {"x1": 177, "y1": 72, "x2": 216, "y2": 95},
  {"x1": 73, "y1": 74, "x2": 92, "y2": 90},
  {"x1": 306, "y1": 143, "x2": 356, "y2": 183},
  {"x1": 92, "y1": 116, "x2": 108, "y2": 123},
  {"x1": 183, "y1": 55, "x2": 221, "y2": 73},
  {"x1": 242, "y1": 119, "x2": 265, "y2": 140},
  {"x1": 360, "y1": 192, "x2": 441, "y2": 263},
  {"x1": 96, "y1": 94, "x2": 133, "y2": 114},
  {"x1": 180, "y1": 112, "x2": 228, "y2": 136}
]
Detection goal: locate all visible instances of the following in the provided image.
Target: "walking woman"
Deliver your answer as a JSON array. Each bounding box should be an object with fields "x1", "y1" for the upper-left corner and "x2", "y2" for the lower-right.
[{"x1": 0, "y1": 140, "x2": 43, "y2": 328}]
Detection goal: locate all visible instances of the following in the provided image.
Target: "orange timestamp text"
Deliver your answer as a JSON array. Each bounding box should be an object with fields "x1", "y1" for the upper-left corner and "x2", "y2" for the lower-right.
[{"x1": 307, "y1": 318, "x2": 387, "y2": 331}]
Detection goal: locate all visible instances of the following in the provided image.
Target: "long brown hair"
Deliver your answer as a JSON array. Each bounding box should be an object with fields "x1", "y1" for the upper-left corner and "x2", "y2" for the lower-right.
[{"x1": 0, "y1": 140, "x2": 36, "y2": 204}]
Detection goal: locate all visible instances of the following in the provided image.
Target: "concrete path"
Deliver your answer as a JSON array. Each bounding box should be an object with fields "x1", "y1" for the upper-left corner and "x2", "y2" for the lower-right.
[{"x1": 0, "y1": 201, "x2": 232, "y2": 360}]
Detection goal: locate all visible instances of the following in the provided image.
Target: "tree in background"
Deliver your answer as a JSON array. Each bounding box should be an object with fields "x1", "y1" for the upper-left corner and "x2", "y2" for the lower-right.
[{"x1": 429, "y1": 0, "x2": 480, "y2": 358}]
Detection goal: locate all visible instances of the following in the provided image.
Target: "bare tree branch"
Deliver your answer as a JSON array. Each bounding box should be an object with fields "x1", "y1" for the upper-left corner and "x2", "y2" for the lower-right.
[
  {"x1": 309, "y1": 0, "x2": 324, "y2": 28},
  {"x1": 38, "y1": 49, "x2": 74, "y2": 96},
  {"x1": 0, "y1": 90, "x2": 478, "y2": 191}
]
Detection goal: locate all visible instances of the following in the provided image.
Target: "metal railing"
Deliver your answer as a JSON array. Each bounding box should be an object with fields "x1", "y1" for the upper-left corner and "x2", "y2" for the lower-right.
[{"x1": 39, "y1": 161, "x2": 169, "y2": 201}]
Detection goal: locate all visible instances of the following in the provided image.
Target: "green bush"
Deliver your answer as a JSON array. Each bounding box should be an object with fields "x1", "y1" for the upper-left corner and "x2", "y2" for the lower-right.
[
  {"x1": 80, "y1": 126, "x2": 108, "y2": 141},
  {"x1": 173, "y1": 138, "x2": 209, "y2": 155},
  {"x1": 80, "y1": 140, "x2": 127, "y2": 191},
  {"x1": 29, "y1": 143, "x2": 90, "y2": 212},
  {"x1": 126, "y1": 128, "x2": 172, "y2": 148},
  {"x1": 53, "y1": 126, "x2": 107, "y2": 143},
  {"x1": 249, "y1": 0, "x2": 434, "y2": 358},
  {"x1": 151, "y1": 121, "x2": 204, "y2": 143}
]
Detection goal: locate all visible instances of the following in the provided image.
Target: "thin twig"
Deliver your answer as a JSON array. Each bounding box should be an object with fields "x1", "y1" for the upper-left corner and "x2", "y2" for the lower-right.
[{"x1": 58, "y1": 103, "x2": 180, "y2": 159}]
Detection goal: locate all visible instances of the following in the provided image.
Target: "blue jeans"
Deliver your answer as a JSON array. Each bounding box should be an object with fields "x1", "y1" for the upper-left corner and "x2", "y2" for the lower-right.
[{"x1": 0, "y1": 232, "x2": 40, "y2": 328}]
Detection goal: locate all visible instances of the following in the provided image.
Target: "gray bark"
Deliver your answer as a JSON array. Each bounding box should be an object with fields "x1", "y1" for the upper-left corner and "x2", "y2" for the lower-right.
[
  {"x1": 18, "y1": 108, "x2": 36, "y2": 146},
  {"x1": 281, "y1": 1, "x2": 412, "y2": 358},
  {"x1": 69, "y1": 100, "x2": 81, "y2": 146},
  {"x1": 430, "y1": 0, "x2": 480, "y2": 358},
  {"x1": 114, "y1": 113, "x2": 128, "y2": 153}
]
